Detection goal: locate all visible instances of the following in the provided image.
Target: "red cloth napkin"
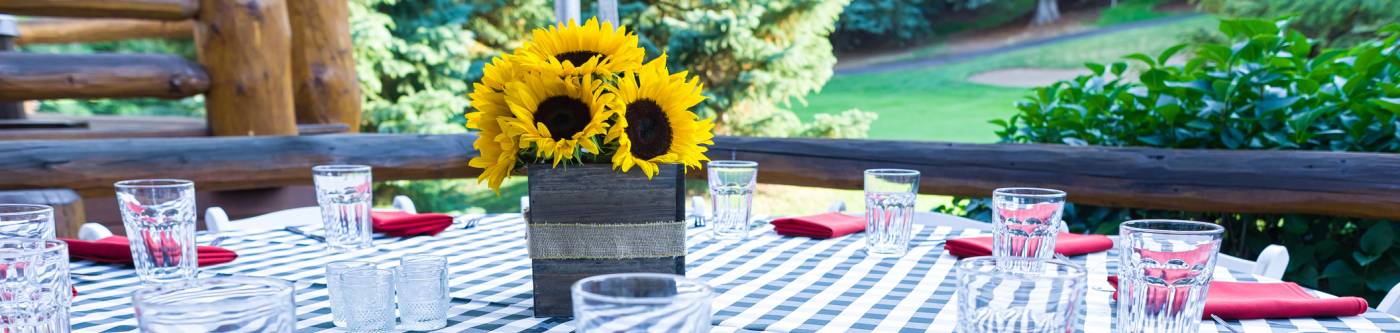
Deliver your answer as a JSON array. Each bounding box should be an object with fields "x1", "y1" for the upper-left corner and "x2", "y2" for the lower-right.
[
  {"x1": 771, "y1": 213, "x2": 865, "y2": 238},
  {"x1": 371, "y1": 211, "x2": 454, "y2": 237},
  {"x1": 61, "y1": 236, "x2": 237, "y2": 266},
  {"x1": 1106, "y1": 276, "x2": 1369, "y2": 319},
  {"x1": 945, "y1": 233, "x2": 1113, "y2": 258}
]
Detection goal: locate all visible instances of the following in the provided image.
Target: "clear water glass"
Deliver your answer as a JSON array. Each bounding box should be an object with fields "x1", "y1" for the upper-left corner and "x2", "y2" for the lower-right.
[
  {"x1": 397, "y1": 256, "x2": 449, "y2": 331},
  {"x1": 956, "y1": 256, "x2": 1086, "y2": 333},
  {"x1": 572, "y1": 273, "x2": 713, "y2": 333},
  {"x1": 313, "y1": 165, "x2": 373, "y2": 251},
  {"x1": 337, "y1": 268, "x2": 396, "y2": 332},
  {"x1": 133, "y1": 276, "x2": 295, "y2": 332},
  {"x1": 864, "y1": 169, "x2": 919, "y2": 258},
  {"x1": 115, "y1": 179, "x2": 197, "y2": 283},
  {"x1": 326, "y1": 261, "x2": 375, "y2": 328},
  {"x1": 0, "y1": 204, "x2": 55, "y2": 239},
  {"x1": 1116, "y1": 219, "x2": 1225, "y2": 333},
  {"x1": 0, "y1": 239, "x2": 71, "y2": 333},
  {"x1": 992, "y1": 187, "x2": 1066, "y2": 271},
  {"x1": 708, "y1": 161, "x2": 757, "y2": 240}
]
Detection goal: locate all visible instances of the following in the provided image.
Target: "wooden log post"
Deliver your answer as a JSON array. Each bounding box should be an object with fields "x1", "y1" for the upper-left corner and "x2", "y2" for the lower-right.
[
  {"x1": 17, "y1": 19, "x2": 193, "y2": 45},
  {"x1": 0, "y1": 0, "x2": 198, "y2": 20},
  {"x1": 0, "y1": 53, "x2": 209, "y2": 101},
  {"x1": 194, "y1": 0, "x2": 297, "y2": 136},
  {"x1": 0, "y1": 14, "x2": 22, "y2": 120},
  {"x1": 287, "y1": 0, "x2": 361, "y2": 131}
]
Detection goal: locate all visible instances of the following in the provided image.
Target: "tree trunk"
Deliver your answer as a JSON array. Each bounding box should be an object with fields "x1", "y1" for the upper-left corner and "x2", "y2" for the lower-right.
[{"x1": 1031, "y1": 0, "x2": 1061, "y2": 26}]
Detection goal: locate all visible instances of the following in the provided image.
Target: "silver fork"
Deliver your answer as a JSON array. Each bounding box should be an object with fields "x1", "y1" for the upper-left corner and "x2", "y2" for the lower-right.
[{"x1": 1211, "y1": 314, "x2": 1243, "y2": 333}]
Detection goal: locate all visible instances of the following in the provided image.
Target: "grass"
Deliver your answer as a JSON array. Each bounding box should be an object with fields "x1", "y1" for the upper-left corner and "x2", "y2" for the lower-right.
[{"x1": 1097, "y1": 0, "x2": 1172, "y2": 26}]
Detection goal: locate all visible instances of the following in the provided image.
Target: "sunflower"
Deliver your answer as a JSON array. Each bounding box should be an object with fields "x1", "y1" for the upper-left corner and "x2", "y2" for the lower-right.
[
  {"x1": 500, "y1": 73, "x2": 616, "y2": 167},
  {"x1": 466, "y1": 56, "x2": 524, "y2": 192},
  {"x1": 606, "y1": 55, "x2": 714, "y2": 178},
  {"x1": 516, "y1": 18, "x2": 645, "y2": 77}
]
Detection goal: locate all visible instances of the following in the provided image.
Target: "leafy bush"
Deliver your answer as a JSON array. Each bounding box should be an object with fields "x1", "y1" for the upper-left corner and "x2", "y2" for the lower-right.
[
  {"x1": 1192, "y1": 0, "x2": 1400, "y2": 47},
  {"x1": 830, "y1": 0, "x2": 1002, "y2": 50},
  {"x1": 957, "y1": 18, "x2": 1400, "y2": 302}
]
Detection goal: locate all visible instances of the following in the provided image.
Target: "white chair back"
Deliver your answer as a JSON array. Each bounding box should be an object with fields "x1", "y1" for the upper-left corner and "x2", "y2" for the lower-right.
[
  {"x1": 1216, "y1": 244, "x2": 1289, "y2": 280},
  {"x1": 1379, "y1": 282, "x2": 1400, "y2": 316},
  {"x1": 78, "y1": 222, "x2": 114, "y2": 241}
]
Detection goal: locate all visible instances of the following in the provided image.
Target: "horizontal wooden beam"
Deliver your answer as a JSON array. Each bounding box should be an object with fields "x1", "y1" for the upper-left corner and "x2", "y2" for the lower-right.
[
  {"x1": 0, "y1": 53, "x2": 209, "y2": 101},
  {"x1": 706, "y1": 137, "x2": 1400, "y2": 220},
  {"x1": 0, "y1": 0, "x2": 198, "y2": 20},
  {"x1": 0, "y1": 134, "x2": 479, "y2": 197},
  {"x1": 16, "y1": 18, "x2": 192, "y2": 45}
]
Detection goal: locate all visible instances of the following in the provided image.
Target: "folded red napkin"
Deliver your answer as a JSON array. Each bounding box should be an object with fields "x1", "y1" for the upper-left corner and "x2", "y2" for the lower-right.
[
  {"x1": 771, "y1": 213, "x2": 865, "y2": 238},
  {"x1": 945, "y1": 233, "x2": 1113, "y2": 258},
  {"x1": 371, "y1": 211, "x2": 454, "y2": 237},
  {"x1": 1107, "y1": 276, "x2": 1369, "y2": 319},
  {"x1": 61, "y1": 236, "x2": 237, "y2": 266}
]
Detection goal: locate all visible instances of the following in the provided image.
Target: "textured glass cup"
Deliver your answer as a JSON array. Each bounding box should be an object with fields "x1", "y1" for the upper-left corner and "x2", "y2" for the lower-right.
[
  {"x1": 708, "y1": 161, "x2": 757, "y2": 240},
  {"x1": 337, "y1": 268, "x2": 396, "y2": 332},
  {"x1": 397, "y1": 256, "x2": 449, "y2": 331},
  {"x1": 1116, "y1": 219, "x2": 1225, "y2": 333},
  {"x1": 313, "y1": 165, "x2": 373, "y2": 251},
  {"x1": 956, "y1": 256, "x2": 1086, "y2": 333},
  {"x1": 115, "y1": 179, "x2": 197, "y2": 283},
  {"x1": 992, "y1": 188, "x2": 1066, "y2": 271},
  {"x1": 0, "y1": 204, "x2": 55, "y2": 239},
  {"x1": 0, "y1": 239, "x2": 70, "y2": 333},
  {"x1": 573, "y1": 273, "x2": 713, "y2": 333},
  {"x1": 326, "y1": 261, "x2": 375, "y2": 328},
  {"x1": 133, "y1": 276, "x2": 296, "y2": 333},
  {"x1": 864, "y1": 169, "x2": 919, "y2": 258}
]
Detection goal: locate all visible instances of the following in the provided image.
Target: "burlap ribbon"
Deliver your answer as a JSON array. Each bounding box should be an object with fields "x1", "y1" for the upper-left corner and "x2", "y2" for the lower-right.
[{"x1": 527, "y1": 221, "x2": 686, "y2": 260}]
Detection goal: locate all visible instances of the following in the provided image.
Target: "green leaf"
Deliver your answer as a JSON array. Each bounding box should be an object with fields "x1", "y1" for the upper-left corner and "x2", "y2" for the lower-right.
[
  {"x1": 1110, "y1": 62, "x2": 1128, "y2": 77},
  {"x1": 1320, "y1": 260, "x2": 1355, "y2": 279},
  {"x1": 1360, "y1": 222, "x2": 1395, "y2": 255},
  {"x1": 1375, "y1": 97, "x2": 1400, "y2": 114},
  {"x1": 1353, "y1": 250, "x2": 1382, "y2": 267},
  {"x1": 1255, "y1": 96, "x2": 1301, "y2": 113},
  {"x1": 1123, "y1": 53, "x2": 1156, "y2": 67},
  {"x1": 1157, "y1": 44, "x2": 1187, "y2": 65},
  {"x1": 1084, "y1": 63, "x2": 1105, "y2": 76}
]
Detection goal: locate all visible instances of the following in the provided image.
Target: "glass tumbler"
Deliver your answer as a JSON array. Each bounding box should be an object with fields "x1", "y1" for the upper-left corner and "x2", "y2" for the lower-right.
[
  {"x1": 313, "y1": 165, "x2": 373, "y2": 251},
  {"x1": 955, "y1": 256, "x2": 1086, "y2": 333},
  {"x1": 0, "y1": 238, "x2": 70, "y2": 333},
  {"x1": 707, "y1": 161, "x2": 757, "y2": 240},
  {"x1": 336, "y1": 268, "x2": 396, "y2": 332},
  {"x1": 0, "y1": 204, "x2": 55, "y2": 239},
  {"x1": 572, "y1": 273, "x2": 713, "y2": 333},
  {"x1": 1116, "y1": 219, "x2": 1225, "y2": 333},
  {"x1": 991, "y1": 187, "x2": 1066, "y2": 271},
  {"x1": 864, "y1": 169, "x2": 920, "y2": 258},
  {"x1": 133, "y1": 276, "x2": 296, "y2": 333},
  {"x1": 397, "y1": 256, "x2": 449, "y2": 331},
  {"x1": 115, "y1": 179, "x2": 197, "y2": 283},
  {"x1": 326, "y1": 261, "x2": 376, "y2": 328}
]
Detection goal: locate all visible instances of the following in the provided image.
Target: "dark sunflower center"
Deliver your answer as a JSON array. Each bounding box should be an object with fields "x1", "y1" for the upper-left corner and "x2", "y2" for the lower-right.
[
  {"x1": 555, "y1": 51, "x2": 603, "y2": 66},
  {"x1": 536, "y1": 96, "x2": 590, "y2": 138},
  {"x1": 624, "y1": 100, "x2": 672, "y2": 160}
]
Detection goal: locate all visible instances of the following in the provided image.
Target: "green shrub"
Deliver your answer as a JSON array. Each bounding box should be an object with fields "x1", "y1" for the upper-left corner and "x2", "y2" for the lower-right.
[
  {"x1": 829, "y1": 0, "x2": 1006, "y2": 51},
  {"x1": 1192, "y1": 0, "x2": 1400, "y2": 47},
  {"x1": 956, "y1": 18, "x2": 1400, "y2": 302}
]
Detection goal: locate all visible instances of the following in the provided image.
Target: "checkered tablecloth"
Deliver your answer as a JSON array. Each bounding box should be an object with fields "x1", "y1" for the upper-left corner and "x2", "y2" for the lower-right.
[{"x1": 69, "y1": 214, "x2": 1400, "y2": 332}]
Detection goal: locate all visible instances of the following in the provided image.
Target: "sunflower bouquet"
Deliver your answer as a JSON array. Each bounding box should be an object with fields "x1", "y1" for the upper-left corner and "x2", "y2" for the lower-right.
[{"x1": 466, "y1": 18, "x2": 715, "y2": 193}]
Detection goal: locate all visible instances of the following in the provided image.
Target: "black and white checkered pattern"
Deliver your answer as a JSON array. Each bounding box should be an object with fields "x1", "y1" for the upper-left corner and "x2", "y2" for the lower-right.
[{"x1": 69, "y1": 214, "x2": 1400, "y2": 332}]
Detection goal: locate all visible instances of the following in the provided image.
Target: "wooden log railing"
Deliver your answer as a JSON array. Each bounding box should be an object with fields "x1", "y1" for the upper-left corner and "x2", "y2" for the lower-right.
[
  {"x1": 15, "y1": 18, "x2": 191, "y2": 45},
  {"x1": 0, "y1": 53, "x2": 208, "y2": 101},
  {"x1": 0, "y1": 0, "x2": 198, "y2": 20}
]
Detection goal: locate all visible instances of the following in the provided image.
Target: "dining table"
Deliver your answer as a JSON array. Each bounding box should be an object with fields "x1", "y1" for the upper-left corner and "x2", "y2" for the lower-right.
[{"x1": 68, "y1": 212, "x2": 1400, "y2": 332}]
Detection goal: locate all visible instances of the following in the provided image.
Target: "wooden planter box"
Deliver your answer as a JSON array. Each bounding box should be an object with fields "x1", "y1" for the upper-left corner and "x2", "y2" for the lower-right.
[{"x1": 526, "y1": 163, "x2": 686, "y2": 317}]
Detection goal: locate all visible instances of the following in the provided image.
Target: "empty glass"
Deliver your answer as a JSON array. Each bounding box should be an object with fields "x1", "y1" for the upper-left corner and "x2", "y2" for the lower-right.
[
  {"x1": 326, "y1": 261, "x2": 376, "y2": 328},
  {"x1": 397, "y1": 256, "x2": 449, "y2": 330},
  {"x1": 313, "y1": 165, "x2": 373, "y2": 251},
  {"x1": 572, "y1": 273, "x2": 712, "y2": 333},
  {"x1": 0, "y1": 238, "x2": 70, "y2": 333},
  {"x1": 864, "y1": 169, "x2": 919, "y2": 258},
  {"x1": 116, "y1": 179, "x2": 197, "y2": 283},
  {"x1": 0, "y1": 204, "x2": 55, "y2": 239},
  {"x1": 336, "y1": 268, "x2": 396, "y2": 332},
  {"x1": 1116, "y1": 219, "x2": 1224, "y2": 333},
  {"x1": 955, "y1": 256, "x2": 1086, "y2": 333},
  {"x1": 133, "y1": 276, "x2": 296, "y2": 333},
  {"x1": 707, "y1": 161, "x2": 757, "y2": 240},
  {"x1": 992, "y1": 188, "x2": 1066, "y2": 271}
]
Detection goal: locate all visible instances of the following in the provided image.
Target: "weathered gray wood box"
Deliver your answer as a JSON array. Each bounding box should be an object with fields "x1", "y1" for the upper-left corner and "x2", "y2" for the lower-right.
[{"x1": 526, "y1": 163, "x2": 686, "y2": 317}]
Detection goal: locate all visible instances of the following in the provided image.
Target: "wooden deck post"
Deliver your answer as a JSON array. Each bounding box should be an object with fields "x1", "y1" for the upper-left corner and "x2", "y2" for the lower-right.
[
  {"x1": 194, "y1": 0, "x2": 297, "y2": 136},
  {"x1": 287, "y1": 0, "x2": 361, "y2": 131}
]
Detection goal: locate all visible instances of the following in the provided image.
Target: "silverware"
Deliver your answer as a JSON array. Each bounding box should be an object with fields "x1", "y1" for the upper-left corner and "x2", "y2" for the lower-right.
[
  {"x1": 454, "y1": 215, "x2": 482, "y2": 229},
  {"x1": 208, "y1": 235, "x2": 230, "y2": 246},
  {"x1": 1212, "y1": 314, "x2": 1242, "y2": 333},
  {"x1": 284, "y1": 226, "x2": 325, "y2": 242}
]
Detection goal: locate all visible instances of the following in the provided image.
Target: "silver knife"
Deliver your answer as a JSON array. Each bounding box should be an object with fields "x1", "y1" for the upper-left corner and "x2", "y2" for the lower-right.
[{"x1": 284, "y1": 226, "x2": 325, "y2": 242}]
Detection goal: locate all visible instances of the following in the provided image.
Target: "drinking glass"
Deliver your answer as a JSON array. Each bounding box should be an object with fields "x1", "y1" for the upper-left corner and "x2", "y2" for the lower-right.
[
  {"x1": 133, "y1": 276, "x2": 296, "y2": 333},
  {"x1": 707, "y1": 161, "x2": 757, "y2": 240},
  {"x1": 397, "y1": 256, "x2": 449, "y2": 331},
  {"x1": 336, "y1": 268, "x2": 396, "y2": 332},
  {"x1": 116, "y1": 179, "x2": 197, "y2": 283},
  {"x1": 0, "y1": 238, "x2": 70, "y2": 333},
  {"x1": 991, "y1": 187, "x2": 1066, "y2": 271},
  {"x1": 1116, "y1": 219, "x2": 1225, "y2": 333},
  {"x1": 326, "y1": 261, "x2": 376, "y2": 328},
  {"x1": 864, "y1": 169, "x2": 919, "y2": 258},
  {"x1": 955, "y1": 256, "x2": 1086, "y2": 333},
  {"x1": 572, "y1": 273, "x2": 712, "y2": 333},
  {"x1": 313, "y1": 165, "x2": 373, "y2": 251},
  {"x1": 0, "y1": 204, "x2": 55, "y2": 239}
]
